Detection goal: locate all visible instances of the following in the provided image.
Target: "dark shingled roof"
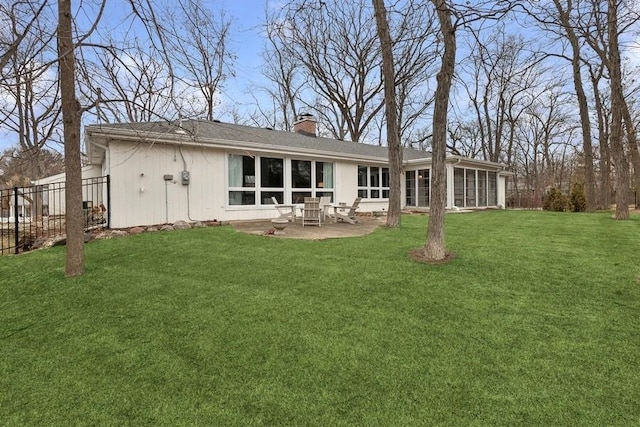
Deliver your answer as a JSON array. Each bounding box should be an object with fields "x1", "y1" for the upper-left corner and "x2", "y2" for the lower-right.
[{"x1": 86, "y1": 119, "x2": 431, "y2": 162}]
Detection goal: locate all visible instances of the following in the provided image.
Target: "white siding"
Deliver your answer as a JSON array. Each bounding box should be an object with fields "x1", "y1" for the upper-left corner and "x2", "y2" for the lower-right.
[
  {"x1": 93, "y1": 139, "x2": 513, "y2": 227},
  {"x1": 108, "y1": 141, "x2": 225, "y2": 228},
  {"x1": 498, "y1": 174, "x2": 508, "y2": 207},
  {"x1": 334, "y1": 163, "x2": 359, "y2": 205},
  {"x1": 106, "y1": 142, "x2": 392, "y2": 227}
]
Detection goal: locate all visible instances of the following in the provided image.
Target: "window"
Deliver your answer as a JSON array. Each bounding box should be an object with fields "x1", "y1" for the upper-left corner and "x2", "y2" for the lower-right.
[
  {"x1": 229, "y1": 154, "x2": 284, "y2": 205},
  {"x1": 260, "y1": 157, "x2": 284, "y2": 204},
  {"x1": 454, "y1": 168, "x2": 464, "y2": 207},
  {"x1": 454, "y1": 168, "x2": 499, "y2": 207},
  {"x1": 358, "y1": 165, "x2": 389, "y2": 199},
  {"x1": 229, "y1": 154, "x2": 256, "y2": 205},
  {"x1": 406, "y1": 169, "x2": 429, "y2": 207},
  {"x1": 417, "y1": 169, "x2": 429, "y2": 207},
  {"x1": 381, "y1": 168, "x2": 390, "y2": 198},
  {"x1": 466, "y1": 169, "x2": 476, "y2": 206},
  {"x1": 357, "y1": 166, "x2": 368, "y2": 198},
  {"x1": 488, "y1": 172, "x2": 497, "y2": 206},
  {"x1": 405, "y1": 170, "x2": 416, "y2": 206},
  {"x1": 291, "y1": 159, "x2": 334, "y2": 203},
  {"x1": 478, "y1": 171, "x2": 487, "y2": 207}
]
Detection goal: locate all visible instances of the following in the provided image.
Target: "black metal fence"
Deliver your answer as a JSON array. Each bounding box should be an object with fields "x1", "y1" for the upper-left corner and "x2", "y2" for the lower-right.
[{"x1": 0, "y1": 175, "x2": 110, "y2": 255}]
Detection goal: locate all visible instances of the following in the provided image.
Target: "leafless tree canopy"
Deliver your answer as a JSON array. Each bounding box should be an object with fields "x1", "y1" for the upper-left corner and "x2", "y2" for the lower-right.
[{"x1": 0, "y1": 0, "x2": 639, "y2": 217}]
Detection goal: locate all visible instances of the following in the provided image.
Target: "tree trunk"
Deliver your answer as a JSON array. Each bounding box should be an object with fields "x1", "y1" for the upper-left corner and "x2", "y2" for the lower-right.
[
  {"x1": 621, "y1": 99, "x2": 640, "y2": 208},
  {"x1": 608, "y1": 0, "x2": 629, "y2": 220},
  {"x1": 58, "y1": 0, "x2": 85, "y2": 276},
  {"x1": 590, "y1": 68, "x2": 611, "y2": 209},
  {"x1": 425, "y1": 0, "x2": 455, "y2": 261},
  {"x1": 372, "y1": 0, "x2": 402, "y2": 228},
  {"x1": 553, "y1": 0, "x2": 597, "y2": 211}
]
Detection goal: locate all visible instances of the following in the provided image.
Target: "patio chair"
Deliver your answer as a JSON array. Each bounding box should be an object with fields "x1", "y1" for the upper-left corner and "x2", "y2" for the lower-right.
[
  {"x1": 319, "y1": 196, "x2": 332, "y2": 221},
  {"x1": 335, "y1": 197, "x2": 361, "y2": 224},
  {"x1": 271, "y1": 196, "x2": 295, "y2": 221},
  {"x1": 301, "y1": 197, "x2": 321, "y2": 227}
]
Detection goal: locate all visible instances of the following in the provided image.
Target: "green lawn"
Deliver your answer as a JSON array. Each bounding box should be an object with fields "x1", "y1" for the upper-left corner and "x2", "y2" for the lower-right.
[{"x1": 1, "y1": 210, "x2": 639, "y2": 426}]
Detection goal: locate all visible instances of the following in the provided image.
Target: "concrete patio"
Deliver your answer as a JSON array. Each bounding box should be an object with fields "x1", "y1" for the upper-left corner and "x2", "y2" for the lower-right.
[{"x1": 230, "y1": 215, "x2": 388, "y2": 240}]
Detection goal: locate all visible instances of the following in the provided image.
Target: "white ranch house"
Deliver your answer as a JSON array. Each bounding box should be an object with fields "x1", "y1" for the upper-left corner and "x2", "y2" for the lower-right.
[{"x1": 61, "y1": 116, "x2": 509, "y2": 229}]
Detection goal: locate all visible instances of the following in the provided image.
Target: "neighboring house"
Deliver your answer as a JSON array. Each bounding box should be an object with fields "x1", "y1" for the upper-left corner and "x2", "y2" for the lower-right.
[
  {"x1": 31, "y1": 165, "x2": 105, "y2": 217},
  {"x1": 0, "y1": 190, "x2": 35, "y2": 222},
  {"x1": 41, "y1": 115, "x2": 511, "y2": 228}
]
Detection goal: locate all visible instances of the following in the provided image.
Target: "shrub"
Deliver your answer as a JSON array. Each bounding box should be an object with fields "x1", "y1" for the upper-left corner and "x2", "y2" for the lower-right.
[
  {"x1": 570, "y1": 182, "x2": 587, "y2": 212},
  {"x1": 543, "y1": 187, "x2": 568, "y2": 212}
]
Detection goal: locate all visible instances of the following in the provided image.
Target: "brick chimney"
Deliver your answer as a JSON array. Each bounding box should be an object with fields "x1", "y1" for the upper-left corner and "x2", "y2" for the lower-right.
[{"x1": 293, "y1": 113, "x2": 316, "y2": 137}]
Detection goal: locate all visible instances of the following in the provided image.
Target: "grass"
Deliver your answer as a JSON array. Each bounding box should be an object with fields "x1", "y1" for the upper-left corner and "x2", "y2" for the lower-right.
[{"x1": 1, "y1": 210, "x2": 639, "y2": 426}]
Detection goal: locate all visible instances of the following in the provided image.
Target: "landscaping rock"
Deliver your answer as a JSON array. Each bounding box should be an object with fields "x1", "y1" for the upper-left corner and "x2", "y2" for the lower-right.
[
  {"x1": 173, "y1": 220, "x2": 191, "y2": 230},
  {"x1": 129, "y1": 226, "x2": 145, "y2": 235},
  {"x1": 160, "y1": 224, "x2": 174, "y2": 231},
  {"x1": 110, "y1": 230, "x2": 129, "y2": 238}
]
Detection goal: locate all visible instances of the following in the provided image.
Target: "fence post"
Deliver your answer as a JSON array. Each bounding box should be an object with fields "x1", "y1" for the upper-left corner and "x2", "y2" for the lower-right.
[{"x1": 13, "y1": 186, "x2": 19, "y2": 254}]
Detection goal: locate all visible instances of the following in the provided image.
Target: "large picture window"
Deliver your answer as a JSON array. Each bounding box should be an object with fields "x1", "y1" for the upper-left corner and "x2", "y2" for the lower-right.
[
  {"x1": 291, "y1": 159, "x2": 334, "y2": 203},
  {"x1": 229, "y1": 154, "x2": 284, "y2": 205},
  {"x1": 358, "y1": 165, "x2": 389, "y2": 199},
  {"x1": 229, "y1": 154, "x2": 256, "y2": 205}
]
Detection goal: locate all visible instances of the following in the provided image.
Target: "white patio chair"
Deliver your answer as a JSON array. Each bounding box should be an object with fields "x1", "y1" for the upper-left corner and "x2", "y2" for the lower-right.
[
  {"x1": 271, "y1": 196, "x2": 295, "y2": 221},
  {"x1": 301, "y1": 197, "x2": 321, "y2": 227},
  {"x1": 335, "y1": 197, "x2": 361, "y2": 224},
  {"x1": 319, "y1": 196, "x2": 332, "y2": 221}
]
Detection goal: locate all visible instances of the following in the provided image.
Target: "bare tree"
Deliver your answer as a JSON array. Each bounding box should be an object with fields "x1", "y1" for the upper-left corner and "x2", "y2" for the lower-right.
[
  {"x1": 78, "y1": 41, "x2": 174, "y2": 123},
  {"x1": 58, "y1": 0, "x2": 84, "y2": 277},
  {"x1": 251, "y1": 5, "x2": 305, "y2": 131},
  {"x1": 587, "y1": 62, "x2": 612, "y2": 208},
  {"x1": 0, "y1": 1, "x2": 49, "y2": 70},
  {"x1": 608, "y1": 0, "x2": 630, "y2": 219},
  {"x1": 462, "y1": 29, "x2": 546, "y2": 164},
  {"x1": 0, "y1": 1, "x2": 61, "y2": 179},
  {"x1": 56, "y1": 0, "x2": 105, "y2": 277},
  {"x1": 424, "y1": 0, "x2": 456, "y2": 261},
  {"x1": 267, "y1": 0, "x2": 384, "y2": 142},
  {"x1": 262, "y1": 0, "x2": 439, "y2": 144},
  {"x1": 524, "y1": 0, "x2": 599, "y2": 211},
  {"x1": 162, "y1": 0, "x2": 233, "y2": 120},
  {"x1": 0, "y1": 146, "x2": 64, "y2": 188},
  {"x1": 372, "y1": 0, "x2": 402, "y2": 228}
]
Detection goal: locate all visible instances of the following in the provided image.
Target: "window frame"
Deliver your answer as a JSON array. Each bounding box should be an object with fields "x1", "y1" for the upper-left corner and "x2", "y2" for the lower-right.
[
  {"x1": 228, "y1": 154, "x2": 286, "y2": 206},
  {"x1": 357, "y1": 165, "x2": 390, "y2": 200}
]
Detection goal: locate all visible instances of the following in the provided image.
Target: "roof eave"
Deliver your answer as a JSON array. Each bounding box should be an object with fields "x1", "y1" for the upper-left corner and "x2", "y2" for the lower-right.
[{"x1": 85, "y1": 126, "x2": 389, "y2": 164}]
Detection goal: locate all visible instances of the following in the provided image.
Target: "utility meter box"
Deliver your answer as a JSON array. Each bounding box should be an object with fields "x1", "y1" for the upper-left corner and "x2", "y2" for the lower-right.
[{"x1": 181, "y1": 170, "x2": 190, "y2": 185}]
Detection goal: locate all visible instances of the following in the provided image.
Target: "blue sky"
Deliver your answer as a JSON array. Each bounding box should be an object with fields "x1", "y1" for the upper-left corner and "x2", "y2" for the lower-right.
[
  {"x1": 205, "y1": 0, "x2": 267, "y2": 107},
  {"x1": 0, "y1": 0, "x2": 269, "y2": 152}
]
